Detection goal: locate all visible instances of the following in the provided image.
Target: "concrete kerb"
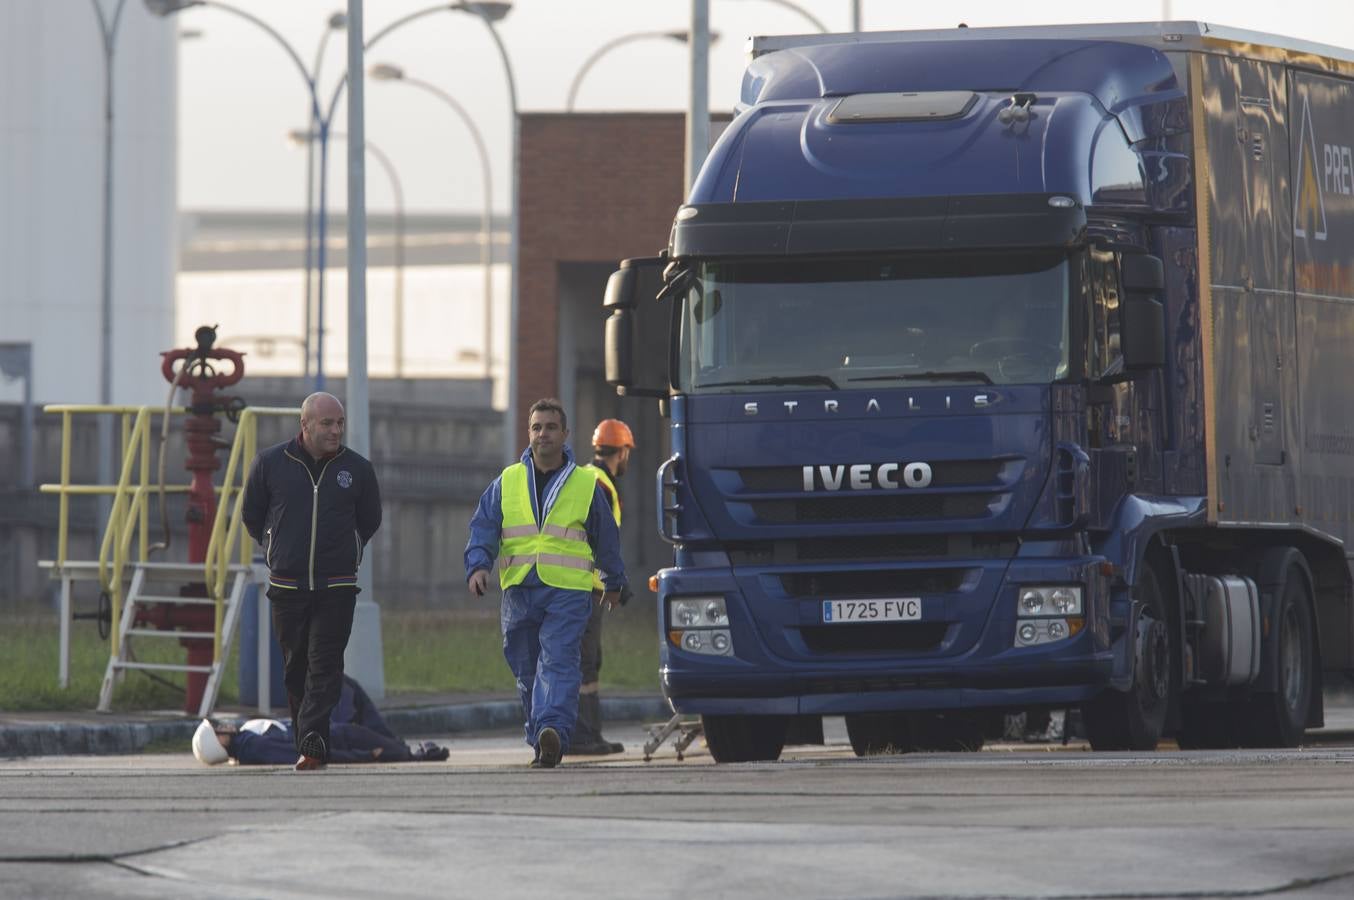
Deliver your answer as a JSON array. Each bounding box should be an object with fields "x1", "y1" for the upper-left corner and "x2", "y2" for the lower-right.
[{"x1": 0, "y1": 696, "x2": 672, "y2": 760}]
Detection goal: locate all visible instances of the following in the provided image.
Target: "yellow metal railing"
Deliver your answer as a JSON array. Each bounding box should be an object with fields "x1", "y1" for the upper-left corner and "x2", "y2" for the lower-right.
[
  {"x1": 202, "y1": 406, "x2": 298, "y2": 650},
  {"x1": 41, "y1": 403, "x2": 298, "y2": 660},
  {"x1": 41, "y1": 405, "x2": 190, "y2": 655}
]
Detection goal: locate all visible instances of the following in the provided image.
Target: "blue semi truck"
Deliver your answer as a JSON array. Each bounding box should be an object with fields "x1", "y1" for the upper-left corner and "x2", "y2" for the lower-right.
[{"x1": 603, "y1": 22, "x2": 1354, "y2": 761}]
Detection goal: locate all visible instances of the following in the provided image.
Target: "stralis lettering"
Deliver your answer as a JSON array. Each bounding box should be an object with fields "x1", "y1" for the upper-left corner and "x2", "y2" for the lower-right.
[
  {"x1": 742, "y1": 393, "x2": 994, "y2": 416},
  {"x1": 802, "y1": 462, "x2": 934, "y2": 491}
]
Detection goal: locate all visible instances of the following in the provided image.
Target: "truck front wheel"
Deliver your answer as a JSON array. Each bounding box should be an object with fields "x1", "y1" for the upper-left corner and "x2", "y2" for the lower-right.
[
  {"x1": 845, "y1": 713, "x2": 915, "y2": 756},
  {"x1": 701, "y1": 714, "x2": 788, "y2": 762},
  {"x1": 1083, "y1": 564, "x2": 1174, "y2": 751}
]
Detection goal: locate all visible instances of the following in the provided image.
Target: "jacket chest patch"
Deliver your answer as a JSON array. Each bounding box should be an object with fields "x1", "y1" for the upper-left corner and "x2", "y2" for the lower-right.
[{"x1": 337, "y1": 470, "x2": 353, "y2": 489}]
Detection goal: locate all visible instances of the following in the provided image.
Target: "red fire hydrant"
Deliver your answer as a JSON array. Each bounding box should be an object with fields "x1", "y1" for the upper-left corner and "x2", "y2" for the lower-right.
[{"x1": 151, "y1": 325, "x2": 245, "y2": 714}]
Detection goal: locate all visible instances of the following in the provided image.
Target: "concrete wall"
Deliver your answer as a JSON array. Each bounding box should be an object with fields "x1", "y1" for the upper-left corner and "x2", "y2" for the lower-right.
[{"x1": 0, "y1": 2, "x2": 177, "y2": 407}]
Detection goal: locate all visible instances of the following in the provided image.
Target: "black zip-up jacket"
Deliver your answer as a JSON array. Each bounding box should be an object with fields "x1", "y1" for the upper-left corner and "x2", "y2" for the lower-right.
[{"x1": 242, "y1": 436, "x2": 382, "y2": 591}]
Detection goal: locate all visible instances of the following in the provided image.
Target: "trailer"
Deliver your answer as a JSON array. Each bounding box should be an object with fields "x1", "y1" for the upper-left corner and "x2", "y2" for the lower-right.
[{"x1": 604, "y1": 21, "x2": 1354, "y2": 761}]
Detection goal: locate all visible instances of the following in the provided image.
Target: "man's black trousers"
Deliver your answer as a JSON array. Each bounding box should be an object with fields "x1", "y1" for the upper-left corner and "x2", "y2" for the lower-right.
[{"x1": 268, "y1": 586, "x2": 357, "y2": 757}]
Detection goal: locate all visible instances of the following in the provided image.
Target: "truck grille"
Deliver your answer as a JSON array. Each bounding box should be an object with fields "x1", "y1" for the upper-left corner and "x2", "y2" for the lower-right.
[
  {"x1": 749, "y1": 493, "x2": 992, "y2": 523},
  {"x1": 800, "y1": 622, "x2": 950, "y2": 654},
  {"x1": 726, "y1": 535, "x2": 1017, "y2": 566},
  {"x1": 779, "y1": 568, "x2": 967, "y2": 597}
]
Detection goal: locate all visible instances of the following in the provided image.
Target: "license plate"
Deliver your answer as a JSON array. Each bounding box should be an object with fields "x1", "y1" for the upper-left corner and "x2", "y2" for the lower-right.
[{"x1": 822, "y1": 598, "x2": 921, "y2": 623}]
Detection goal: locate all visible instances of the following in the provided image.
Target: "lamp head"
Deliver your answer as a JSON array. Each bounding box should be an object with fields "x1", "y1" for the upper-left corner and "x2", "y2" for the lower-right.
[
  {"x1": 663, "y1": 29, "x2": 722, "y2": 44},
  {"x1": 327, "y1": 12, "x2": 348, "y2": 30},
  {"x1": 144, "y1": 0, "x2": 203, "y2": 16},
  {"x1": 455, "y1": 2, "x2": 512, "y2": 23},
  {"x1": 369, "y1": 63, "x2": 406, "y2": 81}
]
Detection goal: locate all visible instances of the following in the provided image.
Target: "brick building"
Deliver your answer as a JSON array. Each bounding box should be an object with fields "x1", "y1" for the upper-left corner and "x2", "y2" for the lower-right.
[{"x1": 517, "y1": 112, "x2": 705, "y2": 582}]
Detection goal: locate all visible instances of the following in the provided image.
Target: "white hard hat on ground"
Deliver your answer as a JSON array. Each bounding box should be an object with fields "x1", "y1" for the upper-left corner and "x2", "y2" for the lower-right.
[{"x1": 192, "y1": 718, "x2": 229, "y2": 765}]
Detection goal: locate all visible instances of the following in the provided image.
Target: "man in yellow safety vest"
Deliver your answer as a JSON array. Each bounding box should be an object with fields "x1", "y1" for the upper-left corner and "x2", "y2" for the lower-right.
[{"x1": 465, "y1": 399, "x2": 626, "y2": 768}]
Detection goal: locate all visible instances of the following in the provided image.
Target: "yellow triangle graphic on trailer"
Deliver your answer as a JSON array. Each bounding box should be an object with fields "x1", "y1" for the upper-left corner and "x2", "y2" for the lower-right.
[{"x1": 1293, "y1": 93, "x2": 1328, "y2": 241}]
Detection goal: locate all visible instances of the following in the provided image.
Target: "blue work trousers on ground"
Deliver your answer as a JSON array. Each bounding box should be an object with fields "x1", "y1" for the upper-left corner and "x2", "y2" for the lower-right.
[{"x1": 501, "y1": 583, "x2": 593, "y2": 753}]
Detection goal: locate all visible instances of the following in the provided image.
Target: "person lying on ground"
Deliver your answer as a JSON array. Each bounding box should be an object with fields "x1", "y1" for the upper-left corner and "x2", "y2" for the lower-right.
[
  {"x1": 331, "y1": 673, "x2": 397, "y2": 739},
  {"x1": 193, "y1": 717, "x2": 449, "y2": 766}
]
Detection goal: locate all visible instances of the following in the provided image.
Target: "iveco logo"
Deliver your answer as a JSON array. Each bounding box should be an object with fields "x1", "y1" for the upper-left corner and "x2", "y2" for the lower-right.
[{"x1": 802, "y1": 462, "x2": 934, "y2": 491}]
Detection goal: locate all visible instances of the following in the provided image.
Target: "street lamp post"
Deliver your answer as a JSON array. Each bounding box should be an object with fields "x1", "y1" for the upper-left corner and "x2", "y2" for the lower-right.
[
  {"x1": 567, "y1": 30, "x2": 719, "y2": 112},
  {"x1": 159, "y1": 0, "x2": 516, "y2": 454},
  {"x1": 91, "y1": 0, "x2": 130, "y2": 517},
  {"x1": 302, "y1": 12, "x2": 348, "y2": 381},
  {"x1": 312, "y1": 2, "x2": 513, "y2": 413},
  {"x1": 730, "y1": 0, "x2": 830, "y2": 32},
  {"x1": 369, "y1": 64, "x2": 493, "y2": 383},
  {"x1": 146, "y1": 0, "x2": 326, "y2": 377},
  {"x1": 290, "y1": 129, "x2": 406, "y2": 378}
]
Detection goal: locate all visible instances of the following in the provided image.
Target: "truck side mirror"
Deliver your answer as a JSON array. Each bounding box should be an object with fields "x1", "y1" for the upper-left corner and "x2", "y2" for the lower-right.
[
  {"x1": 1120, "y1": 253, "x2": 1164, "y2": 293},
  {"x1": 1119, "y1": 254, "x2": 1165, "y2": 371},
  {"x1": 603, "y1": 256, "x2": 668, "y2": 398}
]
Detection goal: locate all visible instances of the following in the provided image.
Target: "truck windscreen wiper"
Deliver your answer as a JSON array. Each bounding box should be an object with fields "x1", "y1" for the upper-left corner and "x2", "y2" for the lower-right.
[
  {"x1": 847, "y1": 370, "x2": 994, "y2": 385},
  {"x1": 696, "y1": 374, "x2": 840, "y2": 390}
]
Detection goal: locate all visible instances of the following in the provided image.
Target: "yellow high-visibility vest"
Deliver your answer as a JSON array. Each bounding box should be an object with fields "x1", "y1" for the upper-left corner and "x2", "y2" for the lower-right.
[
  {"x1": 586, "y1": 464, "x2": 622, "y2": 591},
  {"x1": 497, "y1": 462, "x2": 597, "y2": 590}
]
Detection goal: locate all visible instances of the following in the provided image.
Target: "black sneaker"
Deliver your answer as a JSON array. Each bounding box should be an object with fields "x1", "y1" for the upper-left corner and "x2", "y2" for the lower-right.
[
  {"x1": 537, "y1": 727, "x2": 562, "y2": 768},
  {"x1": 299, "y1": 731, "x2": 328, "y2": 762}
]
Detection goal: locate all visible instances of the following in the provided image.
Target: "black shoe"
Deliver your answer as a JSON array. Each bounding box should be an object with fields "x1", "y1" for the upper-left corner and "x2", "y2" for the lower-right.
[
  {"x1": 298, "y1": 731, "x2": 328, "y2": 763},
  {"x1": 537, "y1": 727, "x2": 562, "y2": 768},
  {"x1": 414, "y1": 741, "x2": 450, "y2": 762}
]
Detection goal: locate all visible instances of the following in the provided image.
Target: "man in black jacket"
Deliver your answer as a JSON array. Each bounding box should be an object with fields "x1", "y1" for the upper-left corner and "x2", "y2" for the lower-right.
[{"x1": 242, "y1": 392, "x2": 382, "y2": 771}]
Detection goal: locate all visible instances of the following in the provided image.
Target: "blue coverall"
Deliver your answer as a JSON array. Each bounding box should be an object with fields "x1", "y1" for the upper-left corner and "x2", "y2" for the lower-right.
[
  {"x1": 464, "y1": 444, "x2": 626, "y2": 755},
  {"x1": 229, "y1": 719, "x2": 414, "y2": 764}
]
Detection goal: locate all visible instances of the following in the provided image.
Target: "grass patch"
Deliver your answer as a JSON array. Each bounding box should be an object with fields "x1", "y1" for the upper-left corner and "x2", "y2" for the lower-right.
[
  {"x1": 1, "y1": 601, "x2": 661, "y2": 712},
  {"x1": 0, "y1": 613, "x2": 240, "y2": 712},
  {"x1": 382, "y1": 601, "x2": 661, "y2": 696}
]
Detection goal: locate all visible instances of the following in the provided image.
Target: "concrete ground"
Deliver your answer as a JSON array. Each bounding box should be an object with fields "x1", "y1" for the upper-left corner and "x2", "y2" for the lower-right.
[{"x1": 3, "y1": 718, "x2": 1354, "y2": 899}]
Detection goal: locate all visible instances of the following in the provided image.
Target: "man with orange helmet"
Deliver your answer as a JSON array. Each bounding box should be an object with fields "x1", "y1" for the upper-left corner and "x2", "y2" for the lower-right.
[{"x1": 573, "y1": 418, "x2": 635, "y2": 755}]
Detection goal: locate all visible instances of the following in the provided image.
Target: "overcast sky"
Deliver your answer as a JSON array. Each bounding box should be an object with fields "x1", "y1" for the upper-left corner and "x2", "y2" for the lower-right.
[{"x1": 175, "y1": 0, "x2": 1354, "y2": 214}]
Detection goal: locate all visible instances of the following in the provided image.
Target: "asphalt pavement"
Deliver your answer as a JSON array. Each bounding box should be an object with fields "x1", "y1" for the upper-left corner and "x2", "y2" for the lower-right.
[
  {"x1": 4, "y1": 728, "x2": 1354, "y2": 899},
  {"x1": 0, "y1": 690, "x2": 671, "y2": 759},
  {"x1": 4, "y1": 686, "x2": 1354, "y2": 759}
]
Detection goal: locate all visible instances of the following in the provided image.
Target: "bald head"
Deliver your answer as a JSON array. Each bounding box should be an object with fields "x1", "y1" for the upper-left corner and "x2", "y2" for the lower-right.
[{"x1": 300, "y1": 392, "x2": 345, "y2": 457}]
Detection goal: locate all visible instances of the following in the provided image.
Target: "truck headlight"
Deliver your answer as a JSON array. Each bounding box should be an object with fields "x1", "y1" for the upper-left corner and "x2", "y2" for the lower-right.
[
  {"x1": 668, "y1": 596, "x2": 734, "y2": 656},
  {"x1": 1015, "y1": 586, "x2": 1082, "y2": 616},
  {"x1": 669, "y1": 596, "x2": 727, "y2": 628},
  {"x1": 673, "y1": 628, "x2": 733, "y2": 656},
  {"x1": 1014, "y1": 586, "x2": 1084, "y2": 647}
]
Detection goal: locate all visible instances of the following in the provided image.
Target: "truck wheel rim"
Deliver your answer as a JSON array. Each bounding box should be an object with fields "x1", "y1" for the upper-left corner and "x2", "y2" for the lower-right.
[
  {"x1": 1138, "y1": 616, "x2": 1170, "y2": 704},
  {"x1": 1279, "y1": 603, "x2": 1305, "y2": 711}
]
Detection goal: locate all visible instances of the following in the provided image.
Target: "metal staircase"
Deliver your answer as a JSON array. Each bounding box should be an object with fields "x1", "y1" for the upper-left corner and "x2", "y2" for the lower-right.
[{"x1": 96, "y1": 560, "x2": 252, "y2": 717}]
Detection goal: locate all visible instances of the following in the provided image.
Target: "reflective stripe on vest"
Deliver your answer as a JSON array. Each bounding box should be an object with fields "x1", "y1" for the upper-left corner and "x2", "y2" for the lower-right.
[
  {"x1": 498, "y1": 462, "x2": 597, "y2": 590},
  {"x1": 585, "y1": 464, "x2": 622, "y2": 592}
]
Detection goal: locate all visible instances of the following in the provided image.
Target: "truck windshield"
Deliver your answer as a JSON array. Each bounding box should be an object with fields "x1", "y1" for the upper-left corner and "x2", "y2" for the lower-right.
[{"x1": 677, "y1": 252, "x2": 1071, "y2": 392}]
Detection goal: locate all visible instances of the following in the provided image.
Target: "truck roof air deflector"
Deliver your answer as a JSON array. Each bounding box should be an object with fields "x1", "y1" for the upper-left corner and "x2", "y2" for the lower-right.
[{"x1": 827, "y1": 90, "x2": 978, "y2": 123}]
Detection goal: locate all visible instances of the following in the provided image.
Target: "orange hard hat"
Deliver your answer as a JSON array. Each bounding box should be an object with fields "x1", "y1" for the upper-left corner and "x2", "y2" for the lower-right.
[{"x1": 592, "y1": 418, "x2": 635, "y2": 449}]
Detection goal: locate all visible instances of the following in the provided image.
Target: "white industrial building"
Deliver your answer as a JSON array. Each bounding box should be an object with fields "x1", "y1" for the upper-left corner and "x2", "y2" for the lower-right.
[{"x1": 0, "y1": 1, "x2": 177, "y2": 406}]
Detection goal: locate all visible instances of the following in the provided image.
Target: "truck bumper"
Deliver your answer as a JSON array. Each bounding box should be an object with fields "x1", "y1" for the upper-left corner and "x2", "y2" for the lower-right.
[
  {"x1": 663, "y1": 651, "x2": 1110, "y2": 716},
  {"x1": 656, "y1": 551, "x2": 1121, "y2": 717}
]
